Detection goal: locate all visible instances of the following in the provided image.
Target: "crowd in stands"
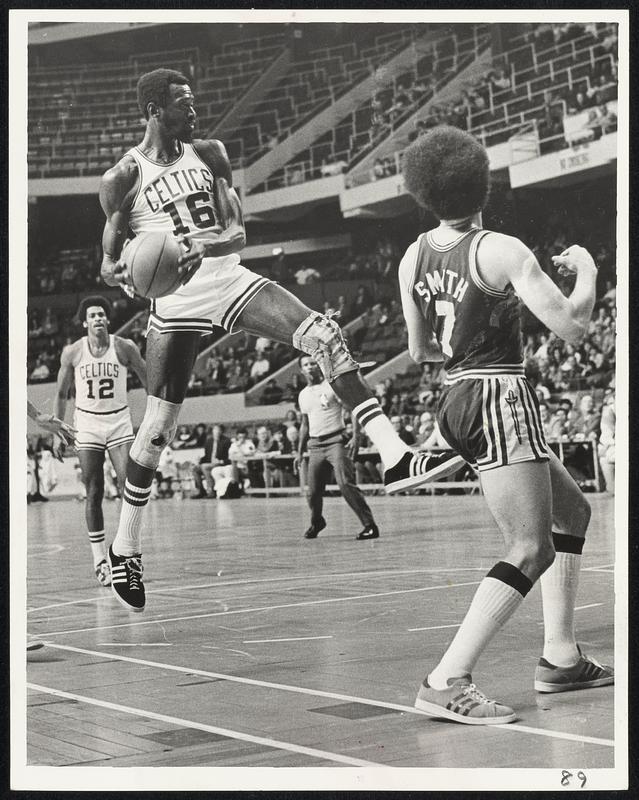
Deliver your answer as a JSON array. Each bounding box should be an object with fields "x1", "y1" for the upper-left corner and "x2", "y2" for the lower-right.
[{"x1": 378, "y1": 21, "x2": 619, "y2": 174}]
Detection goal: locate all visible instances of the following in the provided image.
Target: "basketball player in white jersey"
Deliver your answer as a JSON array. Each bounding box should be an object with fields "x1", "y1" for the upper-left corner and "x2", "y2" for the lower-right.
[
  {"x1": 53, "y1": 296, "x2": 147, "y2": 586},
  {"x1": 99, "y1": 68, "x2": 461, "y2": 612}
]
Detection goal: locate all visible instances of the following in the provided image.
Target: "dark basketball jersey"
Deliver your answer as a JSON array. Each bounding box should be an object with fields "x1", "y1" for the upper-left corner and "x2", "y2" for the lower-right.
[{"x1": 410, "y1": 228, "x2": 523, "y2": 380}]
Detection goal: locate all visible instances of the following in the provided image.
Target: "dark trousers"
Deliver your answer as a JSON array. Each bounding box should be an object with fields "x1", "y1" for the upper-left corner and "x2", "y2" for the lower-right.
[{"x1": 307, "y1": 441, "x2": 374, "y2": 527}]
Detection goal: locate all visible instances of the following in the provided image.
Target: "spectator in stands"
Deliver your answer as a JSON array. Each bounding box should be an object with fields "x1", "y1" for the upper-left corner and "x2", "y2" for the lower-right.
[
  {"x1": 294, "y1": 264, "x2": 321, "y2": 284},
  {"x1": 172, "y1": 424, "x2": 193, "y2": 449},
  {"x1": 585, "y1": 350, "x2": 613, "y2": 389},
  {"x1": 30, "y1": 355, "x2": 50, "y2": 382},
  {"x1": 422, "y1": 421, "x2": 452, "y2": 451},
  {"x1": 261, "y1": 378, "x2": 284, "y2": 405},
  {"x1": 598, "y1": 103, "x2": 617, "y2": 134},
  {"x1": 209, "y1": 428, "x2": 256, "y2": 498},
  {"x1": 270, "y1": 426, "x2": 298, "y2": 488},
  {"x1": 415, "y1": 411, "x2": 435, "y2": 447},
  {"x1": 390, "y1": 416, "x2": 416, "y2": 446},
  {"x1": 597, "y1": 389, "x2": 615, "y2": 493},
  {"x1": 156, "y1": 446, "x2": 178, "y2": 498},
  {"x1": 573, "y1": 394, "x2": 601, "y2": 439},
  {"x1": 250, "y1": 350, "x2": 271, "y2": 383},
  {"x1": 180, "y1": 422, "x2": 207, "y2": 449},
  {"x1": 190, "y1": 423, "x2": 232, "y2": 499},
  {"x1": 568, "y1": 90, "x2": 592, "y2": 114},
  {"x1": 547, "y1": 405, "x2": 570, "y2": 441},
  {"x1": 249, "y1": 425, "x2": 279, "y2": 489}
]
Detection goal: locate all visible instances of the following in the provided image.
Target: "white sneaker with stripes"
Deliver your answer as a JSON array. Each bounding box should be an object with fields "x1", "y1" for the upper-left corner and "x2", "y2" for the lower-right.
[
  {"x1": 415, "y1": 675, "x2": 516, "y2": 725},
  {"x1": 108, "y1": 545, "x2": 145, "y2": 612}
]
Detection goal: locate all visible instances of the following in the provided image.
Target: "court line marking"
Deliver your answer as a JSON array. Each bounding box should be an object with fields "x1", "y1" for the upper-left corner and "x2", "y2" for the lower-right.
[
  {"x1": 407, "y1": 624, "x2": 461, "y2": 632},
  {"x1": 36, "y1": 642, "x2": 614, "y2": 749},
  {"x1": 243, "y1": 636, "x2": 333, "y2": 643},
  {"x1": 575, "y1": 603, "x2": 604, "y2": 610},
  {"x1": 27, "y1": 561, "x2": 615, "y2": 614},
  {"x1": 26, "y1": 682, "x2": 382, "y2": 768},
  {"x1": 34, "y1": 580, "x2": 485, "y2": 637}
]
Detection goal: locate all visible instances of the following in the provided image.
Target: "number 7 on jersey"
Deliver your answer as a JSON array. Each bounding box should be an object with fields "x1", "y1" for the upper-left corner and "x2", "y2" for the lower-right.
[{"x1": 435, "y1": 299, "x2": 455, "y2": 358}]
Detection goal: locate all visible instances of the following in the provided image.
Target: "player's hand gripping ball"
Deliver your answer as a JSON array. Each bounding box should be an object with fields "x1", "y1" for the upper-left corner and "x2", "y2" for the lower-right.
[{"x1": 121, "y1": 232, "x2": 183, "y2": 299}]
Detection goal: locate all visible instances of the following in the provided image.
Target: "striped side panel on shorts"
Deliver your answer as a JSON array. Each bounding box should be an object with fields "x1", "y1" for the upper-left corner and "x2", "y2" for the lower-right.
[
  {"x1": 107, "y1": 434, "x2": 135, "y2": 450},
  {"x1": 476, "y1": 376, "x2": 548, "y2": 471},
  {"x1": 147, "y1": 312, "x2": 214, "y2": 336},
  {"x1": 220, "y1": 277, "x2": 271, "y2": 332}
]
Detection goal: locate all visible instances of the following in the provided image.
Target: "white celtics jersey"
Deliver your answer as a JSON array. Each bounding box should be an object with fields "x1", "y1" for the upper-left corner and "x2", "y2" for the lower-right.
[
  {"x1": 126, "y1": 142, "x2": 240, "y2": 274},
  {"x1": 74, "y1": 336, "x2": 128, "y2": 414}
]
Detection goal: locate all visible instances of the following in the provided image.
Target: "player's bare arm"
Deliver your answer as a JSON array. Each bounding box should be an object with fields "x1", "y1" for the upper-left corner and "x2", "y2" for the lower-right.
[
  {"x1": 192, "y1": 138, "x2": 247, "y2": 257},
  {"x1": 477, "y1": 233, "x2": 597, "y2": 344},
  {"x1": 51, "y1": 342, "x2": 80, "y2": 457},
  {"x1": 99, "y1": 156, "x2": 139, "y2": 288},
  {"x1": 115, "y1": 337, "x2": 148, "y2": 391},
  {"x1": 398, "y1": 241, "x2": 444, "y2": 364}
]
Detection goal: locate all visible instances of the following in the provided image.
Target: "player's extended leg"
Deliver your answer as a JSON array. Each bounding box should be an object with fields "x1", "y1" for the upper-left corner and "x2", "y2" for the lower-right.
[
  {"x1": 416, "y1": 460, "x2": 554, "y2": 725},
  {"x1": 235, "y1": 283, "x2": 463, "y2": 492},
  {"x1": 77, "y1": 448, "x2": 110, "y2": 586},
  {"x1": 328, "y1": 444, "x2": 378, "y2": 540},
  {"x1": 535, "y1": 449, "x2": 613, "y2": 692},
  {"x1": 303, "y1": 450, "x2": 328, "y2": 539},
  {"x1": 109, "y1": 330, "x2": 200, "y2": 612}
]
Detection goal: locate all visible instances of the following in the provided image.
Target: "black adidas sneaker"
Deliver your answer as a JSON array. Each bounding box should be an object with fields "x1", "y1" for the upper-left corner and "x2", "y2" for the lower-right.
[
  {"x1": 108, "y1": 545, "x2": 145, "y2": 612},
  {"x1": 384, "y1": 451, "x2": 465, "y2": 494}
]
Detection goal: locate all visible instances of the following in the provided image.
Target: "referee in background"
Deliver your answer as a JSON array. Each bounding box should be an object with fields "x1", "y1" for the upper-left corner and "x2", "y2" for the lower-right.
[{"x1": 294, "y1": 355, "x2": 379, "y2": 541}]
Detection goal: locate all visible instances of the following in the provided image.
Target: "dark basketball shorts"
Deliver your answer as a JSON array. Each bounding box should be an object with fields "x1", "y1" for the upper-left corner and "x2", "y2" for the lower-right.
[{"x1": 438, "y1": 374, "x2": 549, "y2": 472}]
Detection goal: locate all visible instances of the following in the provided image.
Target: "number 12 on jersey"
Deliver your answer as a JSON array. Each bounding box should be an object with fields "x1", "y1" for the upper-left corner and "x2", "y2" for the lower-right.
[{"x1": 435, "y1": 300, "x2": 455, "y2": 357}]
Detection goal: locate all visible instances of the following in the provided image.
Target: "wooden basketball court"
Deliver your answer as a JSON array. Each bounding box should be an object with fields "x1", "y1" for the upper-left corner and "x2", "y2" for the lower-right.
[{"x1": 25, "y1": 491, "x2": 616, "y2": 776}]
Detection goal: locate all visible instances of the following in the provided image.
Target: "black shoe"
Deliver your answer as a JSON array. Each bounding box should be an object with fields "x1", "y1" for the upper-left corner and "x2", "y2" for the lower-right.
[
  {"x1": 33, "y1": 493, "x2": 49, "y2": 503},
  {"x1": 304, "y1": 517, "x2": 326, "y2": 539},
  {"x1": 190, "y1": 491, "x2": 207, "y2": 499},
  {"x1": 384, "y1": 451, "x2": 465, "y2": 495},
  {"x1": 356, "y1": 524, "x2": 380, "y2": 540},
  {"x1": 108, "y1": 545, "x2": 145, "y2": 612}
]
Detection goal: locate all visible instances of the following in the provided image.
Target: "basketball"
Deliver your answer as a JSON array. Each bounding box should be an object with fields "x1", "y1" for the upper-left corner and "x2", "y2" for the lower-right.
[{"x1": 123, "y1": 232, "x2": 183, "y2": 299}]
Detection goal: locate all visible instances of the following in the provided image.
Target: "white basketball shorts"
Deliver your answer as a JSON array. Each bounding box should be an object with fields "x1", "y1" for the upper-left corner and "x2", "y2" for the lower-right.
[
  {"x1": 74, "y1": 406, "x2": 135, "y2": 452},
  {"x1": 147, "y1": 255, "x2": 272, "y2": 336}
]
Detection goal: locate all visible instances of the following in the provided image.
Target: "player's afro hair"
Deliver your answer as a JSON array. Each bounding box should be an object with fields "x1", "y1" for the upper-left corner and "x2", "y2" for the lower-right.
[
  {"x1": 402, "y1": 126, "x2": 490, "y2": 219},
  {"x1": 76, "y1": 295, "x2": 112, "y2": 324},
  {"x1": 137, "y1": 68, "x2": 191, "y2": 119}
]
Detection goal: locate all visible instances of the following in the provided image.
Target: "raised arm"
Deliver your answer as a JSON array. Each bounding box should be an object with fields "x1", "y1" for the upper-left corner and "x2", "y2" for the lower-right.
[
  {"x1": 193, "y1": 139, "x2": 247, "y2": 257},
  {"x1": 478, "y1": 234, "x2": 598, "y2": 345},
  {"x1": 99, "y1": 156, "x2": 139, "y2": 288},
  {"x1": 115, "y1": 337, "x2": 148, "y2": 391},
  {"x1": 398, "y1": 240, "x2": 444, "y2": 364}
]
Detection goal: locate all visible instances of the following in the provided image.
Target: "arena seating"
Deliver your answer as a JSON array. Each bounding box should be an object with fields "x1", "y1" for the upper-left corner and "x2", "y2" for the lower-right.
[{"x1": 255, "y1": 25, "x2": 491, "y2": 191}]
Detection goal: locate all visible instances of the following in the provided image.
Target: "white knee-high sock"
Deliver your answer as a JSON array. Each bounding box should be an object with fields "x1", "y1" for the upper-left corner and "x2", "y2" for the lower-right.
[
  {"x1": 540, "y1": 533, "x2": 584, "y2": 666},
  {"x1": 88, "y1": 530, "x2": 106, "y2": 567},
  {"x1": 428, "y1": 562, "x2": 532, "y2": 689},
  {"x1": 352, "y1": 398, "x2": 409, "y2": 468},
  {"x1": 112, "y1": 480, "x2": 151, "y2": 557}
]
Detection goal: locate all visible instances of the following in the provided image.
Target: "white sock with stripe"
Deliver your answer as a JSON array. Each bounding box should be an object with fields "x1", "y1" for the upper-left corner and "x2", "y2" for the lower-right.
[
  {"x1": 88, "y1": 530, "x2": 106, "y2": 567},
  {"x1": 428, "y1": 563, "x2": 532, "y2": 689},
  {"x1": 540, "y1": 534, "x2": 583, "y2": 667},
  {"x1": 112, "y1": 480, "x2": 151, "y2": 557},
  {"x1": 352, "y1": 399, "x2": 409, "y2": 468}
]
